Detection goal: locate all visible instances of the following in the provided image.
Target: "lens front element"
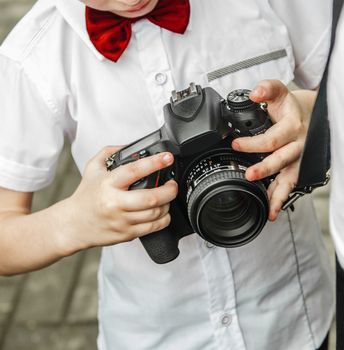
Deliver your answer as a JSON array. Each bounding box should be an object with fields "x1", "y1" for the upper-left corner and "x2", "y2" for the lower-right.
[{"x1": 201, "y1": 190, "x2": 256, "y2": 235}]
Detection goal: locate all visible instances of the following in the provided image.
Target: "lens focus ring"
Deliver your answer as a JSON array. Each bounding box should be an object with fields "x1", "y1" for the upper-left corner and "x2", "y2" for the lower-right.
[
  {"x1": 187, "y1": 169, "x2": 268, "y2": 247},
  {"x1": 187, "y1": 169, "x2": 246, "y2": 220}
]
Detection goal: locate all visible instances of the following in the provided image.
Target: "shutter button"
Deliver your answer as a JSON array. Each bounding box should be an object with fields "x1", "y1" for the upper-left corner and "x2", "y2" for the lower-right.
[{"x1": 155, "y1": 72, "x2": 167, "y2": 85}]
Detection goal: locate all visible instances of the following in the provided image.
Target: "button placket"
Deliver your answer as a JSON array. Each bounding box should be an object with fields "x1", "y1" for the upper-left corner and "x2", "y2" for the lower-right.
[
  {"x1": 133, "y1": 21, "x2": 174, "y2": 123},
  {"x1": 197, "y1": 237, "x2": 246, "y2": 348}
]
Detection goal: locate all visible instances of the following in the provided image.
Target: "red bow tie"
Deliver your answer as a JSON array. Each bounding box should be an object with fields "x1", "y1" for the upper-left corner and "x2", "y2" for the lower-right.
[{"x1": 86, "y1": 0, "x2": 190, "y2": 62}]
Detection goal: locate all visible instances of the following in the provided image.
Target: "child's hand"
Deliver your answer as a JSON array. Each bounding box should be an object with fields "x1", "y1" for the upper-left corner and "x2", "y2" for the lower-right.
[
  {"x1": 231, "y1": 80, "x2": 315, "y2": 221},
  {"x1": 64, "y1": 146, "x2": 178, "y2": 250}
]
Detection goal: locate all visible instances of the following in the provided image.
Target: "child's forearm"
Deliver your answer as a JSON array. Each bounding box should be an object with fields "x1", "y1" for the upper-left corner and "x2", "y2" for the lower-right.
[
  {"x1": 0, "y1": 198, "x2": 81, "y2": 276},
  {"x1": 0, "y1": 147, "x2": 177, "y2": 276}
]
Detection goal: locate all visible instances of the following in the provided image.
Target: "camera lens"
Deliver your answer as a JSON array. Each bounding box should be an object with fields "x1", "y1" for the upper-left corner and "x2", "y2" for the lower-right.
[
  {"x1": 202, "y1": 190, "x2": 254, "y2": 233},
  {"x1": 197, "y1": 186, "x2": 265, "y2": 245},
  {"x1": 185, "y1": 150, "x2": 269, "y2": 247}
]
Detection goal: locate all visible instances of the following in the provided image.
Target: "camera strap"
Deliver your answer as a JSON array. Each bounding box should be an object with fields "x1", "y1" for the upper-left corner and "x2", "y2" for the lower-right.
[{"x1": 282, "y1": 0, "x2": 343, "y2": 210}]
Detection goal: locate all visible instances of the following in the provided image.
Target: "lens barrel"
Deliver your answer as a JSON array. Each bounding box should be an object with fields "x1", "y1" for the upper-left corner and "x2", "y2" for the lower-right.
[{"x1": 186, "y1": 151, "x2": 269, "y2": 247}]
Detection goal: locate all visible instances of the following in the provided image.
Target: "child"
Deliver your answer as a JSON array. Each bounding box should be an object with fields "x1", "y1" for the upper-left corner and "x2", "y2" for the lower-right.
[
  {"x1": 321, "y1": 1, "x2": 344, "y2": 347},
  {"x1": 0, "y1": 0, "x2": 334, "y2": 349}
]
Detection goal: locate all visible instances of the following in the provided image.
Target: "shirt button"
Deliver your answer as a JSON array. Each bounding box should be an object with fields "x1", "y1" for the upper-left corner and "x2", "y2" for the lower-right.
[
  {"x1": 154, "y1": 72, "x2": 167, "y2": 85},
  {"x1": 221, "y1": 314, "x2": 232, "y2": 327},
  {"x1": 205, "y1": 241, "x2": 215, "y2": 249}
]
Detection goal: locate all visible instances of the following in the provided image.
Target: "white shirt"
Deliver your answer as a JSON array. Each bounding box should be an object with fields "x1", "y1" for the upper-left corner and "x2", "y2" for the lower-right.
[
  {"x1": 328, "y1": 9, "x2": 344, "y2": 269},
  {"x1": 0, "y1": 1, "x2": 334, "y2": 349}
]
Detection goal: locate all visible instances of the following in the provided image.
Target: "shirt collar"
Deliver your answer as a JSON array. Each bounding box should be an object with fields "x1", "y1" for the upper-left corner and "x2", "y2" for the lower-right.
[
  {"x1": 55, "y1": 0, "x2": 193, "y2": 62},
  {"x1": 55, "y1": 0, "x2": 105, "y2": 61}
]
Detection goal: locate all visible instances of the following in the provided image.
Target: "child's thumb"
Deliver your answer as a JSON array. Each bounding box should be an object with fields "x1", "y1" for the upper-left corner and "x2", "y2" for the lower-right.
[{"x1": 85, "y1": 145, "x2": 124, "y2": 172}]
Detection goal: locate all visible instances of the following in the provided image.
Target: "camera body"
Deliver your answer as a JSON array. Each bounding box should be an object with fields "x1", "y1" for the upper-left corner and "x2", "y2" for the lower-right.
[{"x1": 106, "y1": 83, "x2": 273, "y2": 264}]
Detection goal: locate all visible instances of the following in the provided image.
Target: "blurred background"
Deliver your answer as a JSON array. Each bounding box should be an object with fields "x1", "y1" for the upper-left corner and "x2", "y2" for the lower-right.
[{"x1": 0, "y1": 1, "x2": 337, "y2": 349}]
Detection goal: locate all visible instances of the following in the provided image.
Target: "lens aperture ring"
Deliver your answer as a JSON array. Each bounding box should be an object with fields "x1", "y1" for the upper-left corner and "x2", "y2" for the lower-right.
[
  {"x1": 187, "y1": 169, "x2": 246, "y2": 219},
  {"x1": 187, "y1": 169, "x2": 269, "y2": 247}
]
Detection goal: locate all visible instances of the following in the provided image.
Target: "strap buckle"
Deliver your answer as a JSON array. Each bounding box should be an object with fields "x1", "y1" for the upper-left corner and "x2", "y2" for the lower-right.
[{"x1": 282, "y1": 170, "x2": 330, "y2": 211}]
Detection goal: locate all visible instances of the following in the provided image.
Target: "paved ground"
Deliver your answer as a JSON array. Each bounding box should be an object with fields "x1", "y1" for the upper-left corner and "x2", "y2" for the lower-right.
[{"x1": 0, "y1": 1, "x2": 337, "y2": 349}]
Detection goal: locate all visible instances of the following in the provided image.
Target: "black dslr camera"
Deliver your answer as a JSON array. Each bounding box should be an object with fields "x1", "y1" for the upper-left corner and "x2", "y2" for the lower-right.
[{"x1": 106, "y1": 83, "x2": 273, "y2": 264}]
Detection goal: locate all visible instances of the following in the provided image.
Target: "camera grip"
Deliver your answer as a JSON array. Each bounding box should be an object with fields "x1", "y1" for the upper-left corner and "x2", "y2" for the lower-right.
[{"x1": 139, "y1": 228, "x2": 180, "y2": 264}]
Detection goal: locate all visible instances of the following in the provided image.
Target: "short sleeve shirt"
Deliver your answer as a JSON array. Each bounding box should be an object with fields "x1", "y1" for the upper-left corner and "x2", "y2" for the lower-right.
[
  {"x1": 329, "y1": 9, "x2": 344, "y2": 269},
  {"x1": 0, "y1": 1, "x2": 334, "y2": 349}
]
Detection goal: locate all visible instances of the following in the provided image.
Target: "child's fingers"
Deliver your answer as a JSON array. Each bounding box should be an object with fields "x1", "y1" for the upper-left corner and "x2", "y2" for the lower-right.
[
  {"x1": 132, "y1": 214, "x2": 172, "y2": 238},
  {"x1": 86, "y1": 145, "x2": 125, "y2": 172},
  {"x1": 267, "y1": 173, "x2": 297, "y2": 221},
  {"x1": 232, "y1": 116, "x2": 299, "y2": 154},
  {"x1": 245, "y1": 141, "x2": 302, "y2": 181},
  {"x1": 110, "y1": 152, "x2": 174, "y2": 189},
  {"x1": 125, "y1": 203, "x2": 170, "y2": 224},
  {"x1": 249, "y1": 79, "x2": 289, "y2": 105},
  {"x1": 120, "y1": 180, "x2": 178, "y2": 211}
]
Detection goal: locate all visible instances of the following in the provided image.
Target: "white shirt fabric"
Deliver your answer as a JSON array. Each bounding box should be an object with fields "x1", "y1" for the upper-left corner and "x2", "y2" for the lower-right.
[
  {"x1": 328, "y1": 9, "x2": 344, "y2": 269},
  {"x1": 0, "y1": 1, "x2": 334, "y2": 349}
]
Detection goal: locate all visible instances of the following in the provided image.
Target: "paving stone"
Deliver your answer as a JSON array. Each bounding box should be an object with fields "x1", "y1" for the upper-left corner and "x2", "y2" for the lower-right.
[
  {"x1": 313, "y1": 184, "x2": 336, "y2": 348},
  {"x1": 0, "y1": 276, "x2": 25, "y2": 325},
  {"x1": 14, "y1": 254, "x2": 81, "y2": 323},
  {"x1": 312, "y1": 184, "x2": 335, "y2": 272},
  {"x1": 67, "y1": 249, "x2": 100, "y2": 323},
  {"x1": 2, "y1": 324, "x2": 98, "y2": 350},
  {"x1": 329, "y1": 320, "x2": 336, "y2": 350},
  {"x1": 313, "y1": 183, "x2": 331, "y2": 235},
  {"x1": 0, "y1": 284, "x2": 17, "y2": 325}
]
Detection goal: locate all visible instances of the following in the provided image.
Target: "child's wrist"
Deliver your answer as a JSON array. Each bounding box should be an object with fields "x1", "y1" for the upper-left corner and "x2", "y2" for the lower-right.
[{"x1": 48, "y1": 198, "x2": 90, "y2": 257}]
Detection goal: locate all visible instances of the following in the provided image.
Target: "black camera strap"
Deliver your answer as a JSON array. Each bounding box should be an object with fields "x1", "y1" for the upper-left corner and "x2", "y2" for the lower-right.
[{"x1": 282, "y1": 0, "x2": 343, "y2": 210}]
